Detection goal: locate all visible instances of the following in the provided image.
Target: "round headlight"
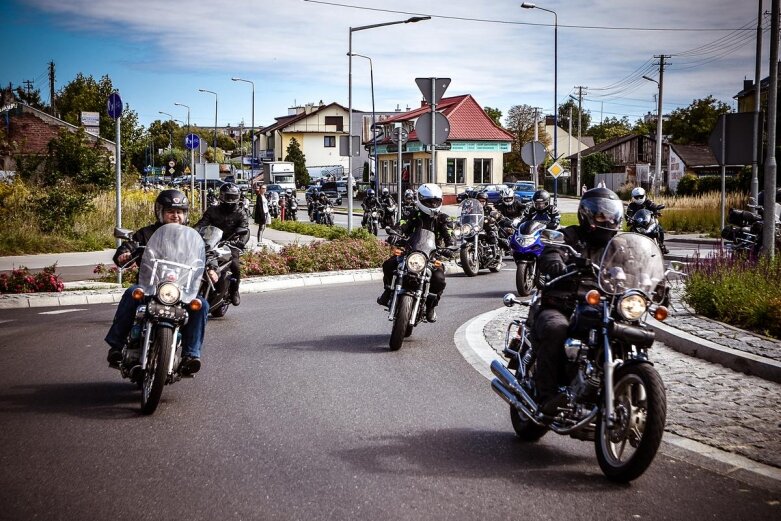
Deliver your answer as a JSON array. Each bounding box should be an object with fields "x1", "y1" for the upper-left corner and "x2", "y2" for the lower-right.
[
  {"x1": 618, "y1": 293, "x2": 648, "y2": 321},
  {"x1": 452, "y1": 227, "x2": 462, "y2": 240},
  {"x1": 157, "y1": 282, "x2": 181, "y2": 305},
  {"x1": 406, "y1": 252, "x2": 427, "y2": 273},
  {"x1": 461, "y1": 223, "x2": 474, "y2": 237}
]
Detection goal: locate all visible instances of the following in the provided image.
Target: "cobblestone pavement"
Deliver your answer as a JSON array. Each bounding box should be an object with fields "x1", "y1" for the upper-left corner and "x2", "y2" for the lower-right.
[{"x1": 483, "y1": 306, "x2": 781, "y2": 469}]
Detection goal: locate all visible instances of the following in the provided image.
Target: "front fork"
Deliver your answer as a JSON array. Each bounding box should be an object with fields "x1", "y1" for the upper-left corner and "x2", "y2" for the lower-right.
[{"x1": 601, "y1": 300, "x2": 619, "y2": 429}]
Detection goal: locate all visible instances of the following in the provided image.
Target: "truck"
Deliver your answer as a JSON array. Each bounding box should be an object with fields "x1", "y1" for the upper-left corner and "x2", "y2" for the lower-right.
[{"x1": 262, "y1": 161, "x2": 296, "y2": 193}]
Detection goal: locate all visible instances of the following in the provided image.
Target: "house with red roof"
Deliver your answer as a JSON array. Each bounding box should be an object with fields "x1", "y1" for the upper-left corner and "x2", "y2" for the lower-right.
[{"x1": 370, "y1": 94, "x2": 514, "y2": 194}]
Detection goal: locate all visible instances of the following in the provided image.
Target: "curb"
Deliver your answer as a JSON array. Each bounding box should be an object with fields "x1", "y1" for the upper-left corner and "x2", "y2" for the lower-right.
[{"x1": 647, "y1": 316, "x2": 781, "y2": 384}]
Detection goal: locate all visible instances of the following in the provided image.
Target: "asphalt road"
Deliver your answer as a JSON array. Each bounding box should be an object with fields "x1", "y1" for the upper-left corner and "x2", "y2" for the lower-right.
[{"x1": 0, "y1": 269, "x2": 777, "y2": 520}]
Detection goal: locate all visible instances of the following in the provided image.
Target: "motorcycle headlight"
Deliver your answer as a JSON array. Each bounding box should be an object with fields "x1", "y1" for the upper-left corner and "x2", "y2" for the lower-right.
[
  {"x1": 521, "y1": 235, "x2": 537, "y2": 247},
  {"x1": 157, "y1": 282, "x2": 181, "y2": 305},
  {"x1": 618, "y1": 293, "x2": 648, "y2": 321},
  {"x1": 461, "y1": 223, "x2": 474, "y2": 237},
  {"x1": 452, "y1": 227, "x2": 462, "y2": 240},
  {"x1": 406, "y1": 252, "x2": 427, "y2": 274}
]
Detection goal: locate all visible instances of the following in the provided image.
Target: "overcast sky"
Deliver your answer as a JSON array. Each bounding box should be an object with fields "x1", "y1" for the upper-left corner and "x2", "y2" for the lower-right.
[{"x1": 2, "y1": 0, "x2": 769, "y2": 134}]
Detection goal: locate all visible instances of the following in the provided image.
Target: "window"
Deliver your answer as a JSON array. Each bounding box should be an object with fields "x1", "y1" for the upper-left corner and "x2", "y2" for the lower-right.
[
  {"x1": 324, "y1": 136, "x2": 336, "y2": 148},
  {"x1": 324, "y1": 116, "x2": 343, "y2": 131},
  {"x1": 415, "y1": 159, "x2": 423, "y2": 184},
  {"x1": 474, "y1": 158, "x2": 492, "y2": 184},
  {"x1": 446, "y1": 158, "x2": 465, "y2": 184}
]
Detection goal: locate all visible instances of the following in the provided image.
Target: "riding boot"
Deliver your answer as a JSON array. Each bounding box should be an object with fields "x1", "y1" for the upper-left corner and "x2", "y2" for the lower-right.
[
  {"x1": 229, "y1": 280, "x2": 241, "y2": 306},
  {"x1": 377, "y1": 286, "x2": 393, "y2": 307},
  {"x1": 425, "y1": 295, "x2": 439, "y2": 322}
]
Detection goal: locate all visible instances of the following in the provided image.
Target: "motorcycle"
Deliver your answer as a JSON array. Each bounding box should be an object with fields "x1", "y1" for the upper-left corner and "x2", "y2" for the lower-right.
[
  {"x1": 363, "y1": 203, "x2": 383, "y2": 236},
  {"x1": 384, "y1": 227, "x2": 453, "y2": 351},
  {"x1": 287, "y1": 196, "x2": 298, "y2": 221},
  {"x1": 720, "y1": 206, "x2": 780, "y2": 255},
  {"x1": 454, "y1": 198, "x2": 502, "y2": 276},
  {"x1": 628, "y1": 205, "x2": 665, "y2": 253},
  {"x1": 383, "y1": 201, "x2": 398, "y2": 228},
  {"x1": 314, "y1": 201, "x2": 335, "y2": 226},
  {"x1": 268, "y1": 192, "x2": 280, "y2": 219},
  {"x1": 112, "y1": 224, "x2": 206, "y2": 415},
  {"x1": 510, "y1": 218, "x2": 547, "y2": 297},
  {"x1": 491, "y1": 231, "x2": 670, "y2": 482},
  {"x1": 197, "y1": 225, "x2": 247, "y2": 318}
]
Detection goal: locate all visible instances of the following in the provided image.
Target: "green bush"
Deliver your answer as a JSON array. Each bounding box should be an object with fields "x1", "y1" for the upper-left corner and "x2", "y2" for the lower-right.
[
  {"x1": 683, "y1": 251, "x2": 781, "y2": 338},
  {"x1": 675, "y1": 174, "x2": 699, "y2": 196},
  {"x1": 268, "y1": 219, "x2": 373, "y2": 241}
]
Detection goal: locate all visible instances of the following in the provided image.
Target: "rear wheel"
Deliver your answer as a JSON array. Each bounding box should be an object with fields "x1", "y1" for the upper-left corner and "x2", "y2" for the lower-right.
[
  {"x1": 516, "y1": 261, "x2": 535, "y2": 296},
  {"x1": 210, "y1": 301, "x2": 230, "y2": 318},
  {"x1": 510, "y1": 406, "x2": 549, "y2": 441},
  {"x1": 390, "y1": 294, "x2": 413, "y2": 351},
  {"x1": 595, "y1": 363, "x2": 666, "y2": 482},
  {"x1": 141, "y1": 327, "x2": 173, "y2": 415},
  {"x1": 460, "y1": 244, "x2": 479, "y2": 277}
]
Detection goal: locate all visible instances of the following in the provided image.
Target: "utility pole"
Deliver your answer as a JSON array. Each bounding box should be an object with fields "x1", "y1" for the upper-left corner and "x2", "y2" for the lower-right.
[
  {"x1": 48, "y1": 61, "x2": 56, "y2": 117},
  {"x1": 653, "y1": 54, "x2": 670, "y2": 197},
  {"x1": 575, "y1": 86, "x2": 586, "y2": 195},
  {"x1": 751, "y1": 0, "x2": 764, "y2": 210},
  {"x1": 22, "y1": 80, "x2": 34, "y2": 98},
  {"x1": 763, "y1": 0, "x2": 779, "y2": 258}
]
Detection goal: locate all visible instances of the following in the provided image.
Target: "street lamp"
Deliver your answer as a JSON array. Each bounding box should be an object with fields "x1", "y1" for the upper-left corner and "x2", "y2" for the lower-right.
[
  {"x1": 198, "y1": 88, "x2": 218, "y2": 154},
  {"x1": 348, "y1": 15, "x2": 430, "y2": 231},
  {"x1": 158, "y1": 111, "x2": 174, "y2": 150},
  {"x1": 232, "y1": 77, "x2": 255, "y2": 171},
  {"x1": 521, "y1": 3, "x2": 557, "y2": 193},
  {"x1": 174, "y1": 102, "x2": 194, "y2": 195},
  {"x1": 348, "y1": 52, "x2": 378, "y2": 196},
  {"x1": 642, "y1": 75, "x2": 663, "y2": 196}
]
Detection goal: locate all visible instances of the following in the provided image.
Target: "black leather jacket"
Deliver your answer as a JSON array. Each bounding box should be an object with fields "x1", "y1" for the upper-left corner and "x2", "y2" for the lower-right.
[
  {"x1": 496, "y1": 200, "x2": 527, "y2": 220},
  {"x1": 396, "y1": 210, "x2": 455, "y2": 249},
  {"x1": 195, "y1": 204, "x2": 250, "y2": 248},
  {"x1": 626, "y1": 199, "x2": 662, "y2": 220},
  {"x1": 112, "y1": 222, "x2": 164, "y2": 267}
]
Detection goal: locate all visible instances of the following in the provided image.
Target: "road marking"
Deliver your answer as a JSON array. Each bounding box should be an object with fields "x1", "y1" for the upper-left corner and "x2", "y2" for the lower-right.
[
  {"x1": 0, "y1": 319, "x2": 14, "y2": 325},
  {"x1": 39, "y1": 309, "x2": 87, "y2": 315}
]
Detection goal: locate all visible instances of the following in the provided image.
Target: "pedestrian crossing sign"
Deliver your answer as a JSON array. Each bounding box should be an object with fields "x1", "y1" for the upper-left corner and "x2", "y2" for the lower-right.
[{"x1": 547, "y1": 161, "x2": 564, "y2": 178}]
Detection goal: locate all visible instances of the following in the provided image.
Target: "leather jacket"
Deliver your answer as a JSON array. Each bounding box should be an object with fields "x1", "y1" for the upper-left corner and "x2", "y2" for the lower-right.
[{"x1": 195, "y1": 204, "x2": 250, "y2": 248}]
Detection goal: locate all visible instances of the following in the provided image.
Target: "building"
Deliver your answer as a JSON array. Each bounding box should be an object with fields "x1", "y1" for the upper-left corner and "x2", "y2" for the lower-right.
[
  {"x1": 667, "y1": 143, "x2": 741, "y2": 193},
  {"x1": 370, "y1": 94, "x2": 514, "y2": 194}
]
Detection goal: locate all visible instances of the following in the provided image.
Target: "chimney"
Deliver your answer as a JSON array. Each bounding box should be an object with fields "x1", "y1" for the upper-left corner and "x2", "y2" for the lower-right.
[
  {"x1": 395, "y1": 104, "x2": 401, "y2": 112},
  {"x1": 421, "y1": 98, "x2": 428, "y2": 108},
  {"x1": 743, "y1": 79, "x2": 754, "y2": 91}
]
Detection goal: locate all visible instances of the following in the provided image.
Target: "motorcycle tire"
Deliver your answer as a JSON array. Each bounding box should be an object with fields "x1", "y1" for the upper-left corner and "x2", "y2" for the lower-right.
[
  {"x1": 460, "y1": 244, "x2": 479, "y2": 277},
  {"x1": 141, "y1": 326, "x2": 173, "y2": 415},
  {"x1": 371, "y1": 221, "x2": 378, "y2": 236},
  {"x1": 326, "y1": 214, "x2": 334, "y2": 226},
  {"x1": 489, "y1": 262, "x2": 501, "y2": 273},
  {"x1": 390, "y1": 294, "x2": 413, "y2": 351},
  {"x1": 510, "y1": 405, "x2": 549, "y2": 441},
  {"x1": 516, "y1": 261, "x2": 535, "y2": 297},
  {"x1": 210, "y1": 301, "x2": 230, "y2": 318},
  {"x1": 595, "y1": 363, "x2": 667, "y2": 483}
]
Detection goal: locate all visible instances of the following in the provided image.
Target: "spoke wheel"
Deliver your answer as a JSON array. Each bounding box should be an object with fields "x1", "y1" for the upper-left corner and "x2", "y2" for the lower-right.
[
  {"x1": 141, "y1": 327, "x2": 174, "y2": 415},
  {"x1": 390, "y1": 294, "x2": 413, "y2": 351},
  {"x1": 460, "y1": 244, "x2": 479, "y2": 277}
]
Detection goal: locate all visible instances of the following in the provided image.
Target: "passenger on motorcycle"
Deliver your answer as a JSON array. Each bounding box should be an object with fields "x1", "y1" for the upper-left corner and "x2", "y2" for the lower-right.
[
  {"x1": 105, "y1": 189, "x2": 209, "y2": 375},
  {"x1": 533, "y1": 187, "x2": 624, "y2": 416},
  {"x1": 195, "y1": 183, "x2": 250, "y2": 306},
  {"x1": 521, "y1": 190, "x2": 560, "y2": 229},
  {"x1": 361, "y1": 188, "x2": 380, "y2": 227},
  {"x1": 377, "y1": 183, "x2": 454, "y2": 323},
  {"x1": 626, "y1": 187, "x2": 668, "y2": 254}
]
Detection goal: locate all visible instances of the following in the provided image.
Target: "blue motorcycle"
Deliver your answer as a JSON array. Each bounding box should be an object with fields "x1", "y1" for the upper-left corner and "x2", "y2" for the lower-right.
[{"x1": 509, "y1": 219, "x2": 549, "y2": 296}]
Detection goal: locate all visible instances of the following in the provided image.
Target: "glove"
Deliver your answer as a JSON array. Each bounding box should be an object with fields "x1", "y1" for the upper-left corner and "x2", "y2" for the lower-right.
[
  {"x1": 438, "y1": 248, "x2": 454, "y2": 259},
  {"x1": 566, "y1": 256, "x2": 591, "y2": 272}
]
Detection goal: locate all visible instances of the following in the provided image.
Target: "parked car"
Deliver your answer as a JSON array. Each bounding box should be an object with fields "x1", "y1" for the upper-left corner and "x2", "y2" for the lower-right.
[
  {"x1": 457, "y1": 184, "x2": 488, "y2": 202},
  {"x1": 511, "y1": 181, "x2": 537, "y2": 203},
  {"x1": 478, "y1": 184, "x2": 511, "y2": 204}
]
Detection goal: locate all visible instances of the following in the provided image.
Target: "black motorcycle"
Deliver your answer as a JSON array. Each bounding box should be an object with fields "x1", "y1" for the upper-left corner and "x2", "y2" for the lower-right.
[
  {"x1": 383, "y1": 228, "x2": 453, "y2": 351},
  {"x1": 314, "y1": 201, "x2": 335, "y2": 226},
  {"x1": 720, "y1": 207, "x2": 772, "y2": 255},
  {"x1": 628, "y1": 205, "x2": 665, "y2": 253},
  {"x1": 492, "y1": 231, "x2": 671, "y2": 482},
  {"x1": 363, "y1": 202, "x2": 384, "y2": 236},
  {"x1": 198, "y1": 225, "x2": 247, "y2": 318},
  {"x1": 454, "y1": 198, "x2": 502, "y2": 276},
  {"x1": 112, "y1": 224, "x2": 206, "y2": 415}
]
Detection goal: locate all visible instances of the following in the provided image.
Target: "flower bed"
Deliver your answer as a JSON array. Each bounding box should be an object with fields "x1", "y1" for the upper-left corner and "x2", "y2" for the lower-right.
[{"x1": 0, "y1": 265, "x2": 65, "y2": 293}]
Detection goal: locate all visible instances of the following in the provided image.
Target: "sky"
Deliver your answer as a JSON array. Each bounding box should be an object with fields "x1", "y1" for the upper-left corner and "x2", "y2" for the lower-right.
[{"x1": 1, "y1": 0, "x2": 770, "y2": 135}]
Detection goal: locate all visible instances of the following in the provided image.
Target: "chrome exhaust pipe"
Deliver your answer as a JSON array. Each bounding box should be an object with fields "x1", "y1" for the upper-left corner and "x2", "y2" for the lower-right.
[
  {"x1": 491, "y1": 380, "x2": 546, "y2": 427},
  {"x1": 490, "y1": 359, "x2": 539, "y2": 413}
]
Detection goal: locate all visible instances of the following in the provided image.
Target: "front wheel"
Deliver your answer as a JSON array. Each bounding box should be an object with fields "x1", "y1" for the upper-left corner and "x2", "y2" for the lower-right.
[
  {"x1": 371, "y1": 220, "x2": 378, "y2": 236},
  {"x1": 141, "y1": 326, "x2": 174, "y2": 415},
  {"x1": 516, "y1": 261, "x2": 535, "y2": 296},
  {"x1": 390, "y1": 294, "x2": 413, "y2": 351},
  {"x1": 460, "y1": 244, "x2": 479, "y2": 277},
  {"x1": 595, "y1": 363, "x2": 666, "y2": 482}
]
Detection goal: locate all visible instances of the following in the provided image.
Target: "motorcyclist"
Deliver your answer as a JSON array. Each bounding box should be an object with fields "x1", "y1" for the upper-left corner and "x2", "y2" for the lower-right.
[
  {"x1": 400, "y1": 189, "x2": 416, "y2": 222},
  {"x1": 307, "y1": 188, "x2": 319, "y2": 221},
  {"x1": 377, "y1": 183, "x2": 454, "y2": 323},
  {"x1": 533, "y1": 187, "x2": 624, "y2": 416},
  {"x1": 195, "y1": 183, "x2": 250, "y2": 306},
  {"x1": 495, "y1": 186, "x2": 527, "y2": 221},
  {"x1": 626, "y1": 187, "x2": 668, "y2": 254},
  {"x1": 105, "y1": 189, "x2": 209, "y2": 375},
  {"x1": 379, "y1": 187, "x2": 396, "y2": 226},
  {"x1": 476, "y1": 192, "x2": 506, "y2": 252},
  {"x1": 312, "y1": 189, "x2": 332, "y2": 223},
  {"x1": 521, "y1": 189, "x2": 560, "y2": 229},
  {"x1": 284, "y1": 188, "x2": 297, "y2": 221},
  {"x1": 361, "y1": 188, "x2": 381, "y2": 228}
]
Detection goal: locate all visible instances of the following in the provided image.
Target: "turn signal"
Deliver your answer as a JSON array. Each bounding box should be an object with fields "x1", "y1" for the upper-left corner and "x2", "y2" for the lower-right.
[
  {"x1": 189, "y1": 299, "x2": 203, "y2": 312},
  {"x1": 585, "y1": 289, "x2": 601, "y2": 305},
  {"x1": 131, "y1": 288, "x2": 145, "y2": 301},
  {"x1": 433, "y1": 260, "x2": 442, "y2": 269},
  {"x1": 654, "y1": 306, "x2": 668, "y2": 321}
]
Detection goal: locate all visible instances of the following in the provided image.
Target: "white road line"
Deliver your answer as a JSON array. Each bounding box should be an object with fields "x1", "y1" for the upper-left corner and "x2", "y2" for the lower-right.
[{"x1": 38, "y1": 309, "x2": 87, "y2": 315}]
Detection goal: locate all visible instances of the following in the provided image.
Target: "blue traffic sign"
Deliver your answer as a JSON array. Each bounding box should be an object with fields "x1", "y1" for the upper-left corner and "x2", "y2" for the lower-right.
[
  {"x1": 185, "y1": 133, "x2": 200, "y2": 150},
  {"x1": 107, "y1": 92, "x2": 123, "y2": 119}
]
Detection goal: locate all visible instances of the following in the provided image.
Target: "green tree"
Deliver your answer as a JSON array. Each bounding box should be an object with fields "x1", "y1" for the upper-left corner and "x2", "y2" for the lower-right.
[
  {"x1": 665, "y1": 95, "x2": 732, "y2": 144},
  {"x1": 589, "y1": 116, "x2": 633, "y2": 144},
  {"x1": 504, "y1": 104, "x2": 551, "y2": 176},
  {"x1": 581, "y1": 152, "x2": 614, "y2": 190},
  {"x1": 558, "y1": 99, "x2": 591, "y2": 137},
  {"x1": 483, "y1": 106, "x2": 502, "y2": 127},
  {"x1": 13, "y1": 85, "x2": 47, "y2": 111},
  {"x1": 284, "y1": 137, "x2": 310, "y2": 187}
]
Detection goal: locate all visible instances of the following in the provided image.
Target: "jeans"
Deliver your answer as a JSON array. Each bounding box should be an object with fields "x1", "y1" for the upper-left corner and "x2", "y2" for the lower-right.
[
  {"x1": 532, "y1": 307, "x2": 570, "y2": 401},
  {"x1": 105, "y1": 285, "x2": 209, "y2": 358}
]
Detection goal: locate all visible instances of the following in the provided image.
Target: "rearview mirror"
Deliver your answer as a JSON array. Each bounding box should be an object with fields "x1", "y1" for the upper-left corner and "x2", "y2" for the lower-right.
[{"x1": 113, "y1": 228, "x2": 134, "y2": 240}]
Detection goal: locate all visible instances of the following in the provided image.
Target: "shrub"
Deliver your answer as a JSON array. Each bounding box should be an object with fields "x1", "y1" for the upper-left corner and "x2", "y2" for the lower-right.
[
  {"x1": 269, "y1": 219, "x2": 373, "y2": 241},
  {"x1": 675, "y1": 174, "x2": 699, "y2": 196},
  {"x1": 0, "y1": 265, "x2": 64, "y2": 294},
  {"x1": 92, "y1": 263, "x2": 138, "y2": 287}
]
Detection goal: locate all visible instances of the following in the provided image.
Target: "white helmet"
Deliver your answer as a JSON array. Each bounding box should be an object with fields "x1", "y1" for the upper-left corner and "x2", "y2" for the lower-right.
[
  {"x1": 415, "y1": 183, "x2": 443, "y2": 216},
  {"x1": 381, "y1": 187, "x2": 390, "y2": 196},
  {"x1": 631, "y1": 187, "x2": 646, "y2": 205},
  {"x1": 500, "y1": 187, "x2": 515, "y2": 205}
]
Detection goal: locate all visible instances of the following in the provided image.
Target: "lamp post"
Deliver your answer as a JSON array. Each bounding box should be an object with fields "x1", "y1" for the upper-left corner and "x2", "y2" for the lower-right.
[
  {"x1": 198, "y1": 88, "x2": 218, "y2": 155},
  {"x1": 231, "y1": 77, "x2": 255, "y2": 170},
  {"x1": 521, "y1": 3, "x2": 557, "y2": 189},
  {"x1": 158, "y1": 111, "x2": 174, "y2": 151},
  {"x1": 174, "y1": 102, "x2": 194, "y2": 195},
  {"x1": 348, "y1": 16, "x2": 430, "y2": 231},
  {"x1": 642, "y1": 74, "x2": 663, "y2": 196},
  {"x1": 348, "y1": 52, "x2": 378, "y2": 196}
]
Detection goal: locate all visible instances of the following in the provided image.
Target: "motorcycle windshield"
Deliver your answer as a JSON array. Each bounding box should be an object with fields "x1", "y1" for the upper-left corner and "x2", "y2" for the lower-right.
[
  {"x1": 517, "y1": 220, "x2": 547, "y2": 236},
  {"x1": 198, "y1": 225, "x2": 224, "y2": 249},
  {"x1": 407, "y1": 228, "x2": 437, "y2": 256},
  {"x1": 633, "y1": 208, "x2": 653, "y2": 228},
  {"x1": 138, "y1": 224, "x2": 205, "y2": 302},
  {"x1": 598, "y1": 232, "x2": 665, "y2": 298},
  {"x1": 459, "y1": 199, "x2": 484, "y2": 227}
]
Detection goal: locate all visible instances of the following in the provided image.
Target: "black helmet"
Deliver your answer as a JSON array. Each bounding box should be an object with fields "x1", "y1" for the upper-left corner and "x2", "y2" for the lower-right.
[
  {"x1": 476, "y1": 191, "x2": 488, "y2": 202},
  {"x1": 532, "y1": 189, "x2": 551, "y2": 211},
  {"x1": 219, "y1": 183, "x2": 241, "y2": 207},
  {"x1": 577, "y1": 187, "x2": 623, "y2": 246},
  {"x1": 154, "y1": 189, "x2": 189, "y2": 224}
]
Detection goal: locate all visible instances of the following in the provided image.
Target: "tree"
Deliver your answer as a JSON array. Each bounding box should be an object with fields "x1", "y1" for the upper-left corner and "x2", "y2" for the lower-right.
[
  {"x1": 558, "y1": 99, "x2": 591, "y2": 137},
  {"x1": 483, "y1": 106, "x2": 502, "y2": 127},
  {"x1": 504, "y1": 104, "x2": 551, "y2": 176},
  {"x1": 284, "y1": 137, "x2": 309, "y2": 187},
  {"x1": 665, "y1": 95, "x2": 732, "y2": 145},
  {"x1": 589, "y1": 116, "x2": 633, "y2": 144},
  {"x1": 581, "y1": 152, "x2": 614, "y2": 190}
]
